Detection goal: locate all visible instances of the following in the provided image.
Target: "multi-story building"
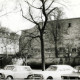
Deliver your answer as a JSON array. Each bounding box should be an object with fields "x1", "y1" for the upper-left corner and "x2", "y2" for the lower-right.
[
  {"x1": 20, "y1": 18, "x2": 80, "y2": 60},
  {"x1": 0, "y1": 27, "x2": 19, "y2": 56}
]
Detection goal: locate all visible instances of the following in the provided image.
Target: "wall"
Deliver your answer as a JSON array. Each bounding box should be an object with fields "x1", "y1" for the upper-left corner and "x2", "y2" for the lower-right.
[{"x1": 0, "y1": 32, "x2": 19, "y2": 55}]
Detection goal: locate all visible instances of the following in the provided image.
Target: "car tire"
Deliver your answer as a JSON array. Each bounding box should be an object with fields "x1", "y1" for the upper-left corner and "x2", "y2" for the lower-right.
[
  {"x1": 0, "y1": 73, "x2": 2, "y2": 79},
  {"x1": 6, "y1": 76, "x2": 13, "y2": 80},
  {"x1": 27, "y1": 75, "x2": 33, "y2": 79},
  {"x1": 47, "y1": 76, "x2": 53, "y2": 80}
]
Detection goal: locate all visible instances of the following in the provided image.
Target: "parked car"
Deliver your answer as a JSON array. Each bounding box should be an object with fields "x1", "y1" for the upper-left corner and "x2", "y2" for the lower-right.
[
  {"x1": 74, "y1": 65, "x2": 80, "y2": 72},
  {"x1": 27, "y1": 65, "x2": 76, "y2": 80},
  {"x1": 0, "y1": 65, "x2": 33, "y2": 80},
  {"x1": 61, "y1": 72, "x2": 80, "y2": 80},
  {"x1": 61, "y1": 65, "x2": 80, "y2": 80}
]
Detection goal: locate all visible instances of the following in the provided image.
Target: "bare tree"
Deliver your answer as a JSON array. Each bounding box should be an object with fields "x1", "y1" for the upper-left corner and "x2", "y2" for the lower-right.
[
  {"x1": 46, "y1": 8, "x2": 64, "y2": 58},
  {"x1": 0, "y1": 27, "x2": 10, "y2": 56},
  {"x1": 0, "y1": 27, "x2": 19, "y2": 57},
  {"x1": 19, "y1": 28, "x2": 40, "y2": 55},
  {"x1": 19, "y1": 0, "x2": 62, "y2": 71}
]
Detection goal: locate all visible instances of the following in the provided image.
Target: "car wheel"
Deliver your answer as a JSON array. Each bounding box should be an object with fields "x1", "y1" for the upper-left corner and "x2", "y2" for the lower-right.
[
  {"x1": 27, "y1": 75, "x2": 33, "y2": 79},
  {"x1": 0, "y1": 74, "x2": 2, "y2": 79},
  {"x1": 7, "y1": 76, "x2": 13, "y2": 80},
  {"x1": 47, "y1": 76, "x2": 53, "y2": 80}
]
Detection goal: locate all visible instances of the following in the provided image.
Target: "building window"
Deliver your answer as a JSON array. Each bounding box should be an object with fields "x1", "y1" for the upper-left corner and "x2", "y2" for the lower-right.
[{"x1": 68, "y1": 23, "x2": 71, "y2": 28}]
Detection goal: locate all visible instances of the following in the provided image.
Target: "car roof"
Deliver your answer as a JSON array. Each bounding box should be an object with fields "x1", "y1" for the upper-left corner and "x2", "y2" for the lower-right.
[
  {"x1": 50, "y1": 65, "x2": 72, "y2": 68},
  {"x1": 51, "y1": 65, "x2": 71, "y2": 66},
  {"x1": 6, "y1": 65, "x2": 30, "y2": 67}
]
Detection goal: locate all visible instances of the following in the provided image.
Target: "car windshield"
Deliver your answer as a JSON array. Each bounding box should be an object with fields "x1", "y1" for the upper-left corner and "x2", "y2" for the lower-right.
[
  {"x1": 4, "y1": 66, "x2": 15, "y2": 70},
  {"x1": 46, "y1": 66, "x2": 57, "y2": 71},
  {"x1": 58, "y1": 67, "x2": 72, "y2": 71}
]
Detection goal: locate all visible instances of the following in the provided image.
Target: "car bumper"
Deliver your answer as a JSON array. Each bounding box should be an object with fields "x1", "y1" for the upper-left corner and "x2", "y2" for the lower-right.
[{"x1": 61, "y1": 76, "x2": 80, "y2": 80}]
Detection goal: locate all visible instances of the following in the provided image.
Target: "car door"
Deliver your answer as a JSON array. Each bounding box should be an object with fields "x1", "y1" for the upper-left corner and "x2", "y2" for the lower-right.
[{"x1": 13, "y1": 67, "x2": 30, "y2": 79}]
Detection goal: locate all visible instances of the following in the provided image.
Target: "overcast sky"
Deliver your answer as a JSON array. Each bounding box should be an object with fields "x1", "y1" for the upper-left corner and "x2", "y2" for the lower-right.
[{"x1": 0, "y1": 0, "x2": 80, "y2": 34}]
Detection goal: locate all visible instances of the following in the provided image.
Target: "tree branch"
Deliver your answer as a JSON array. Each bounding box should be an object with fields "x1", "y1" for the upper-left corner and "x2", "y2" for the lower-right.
[
  {"x1": 20, "y1": 3, "x2": 34, "y2": 23},
  {"x1": 46, "y1": 0, "x2": 54, "y2": 10},
  {"x1": 47, "y1": 7, "x2": 57, "y2": 16},
  {"x1": 25, "y1": 0, "x2": 42, "y2": 9},
  {"x1": 20, "y1": 2, "x2": 41, "y2": 31},
  {"x1": 24, "y1": 35, "x2": 40, "y2": 38},
  {"x1": 40, "y1": 0, "x2": 48, "y2": 32}
]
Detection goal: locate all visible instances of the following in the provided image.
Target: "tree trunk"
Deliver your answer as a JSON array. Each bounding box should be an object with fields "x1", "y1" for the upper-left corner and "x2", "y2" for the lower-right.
[
  {"x1": 54, "y1": 21, "x2": 58, "y2": 58},
  {"x1": 5, "y1": 46, "x2": 8, "y2": 58},
  {"x1": 40, "y1": 33, "x2": 45, "y2": 71},
  {"x1": 54, "y1": 40, "x2": 58, "y2": 58}
]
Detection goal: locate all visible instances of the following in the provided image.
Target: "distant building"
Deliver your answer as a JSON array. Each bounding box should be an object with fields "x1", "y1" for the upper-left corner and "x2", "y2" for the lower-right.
[
  {"x1": 20, "y1": 18, "x2": 80, "y2": 59},
  {"x1": 0, "y1": 27, "x2": 19, "y2": 56}
]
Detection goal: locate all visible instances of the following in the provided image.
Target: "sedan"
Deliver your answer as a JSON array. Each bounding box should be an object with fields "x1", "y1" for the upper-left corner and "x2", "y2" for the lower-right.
[
  {"x1": 74, "y1": 65, "x2": 80, "y2": 72},
  {"x1": 61, "y1": 65, "x2": 80, "y2": 80},
  {"x1": 0, "y1": 65, "x2": 33, "y2": 80},
  {"x1": 27, "y1": 65, "x2": 76, "y2": 80}
]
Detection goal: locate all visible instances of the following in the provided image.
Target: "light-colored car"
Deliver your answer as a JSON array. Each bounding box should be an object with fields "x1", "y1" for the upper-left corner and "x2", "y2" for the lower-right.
[
  {"x1": 61, "y1": 65, "x2": 80, "y2": 80},
  {"x1": 0, "y1": 65, "x2": 33, "y2": 80},
  {"x1": 27, "y1": 65, "x2": 76, "y2": 80},
  {"x1": 74, "y1": 65, "x2": 80, "y2": 72}
]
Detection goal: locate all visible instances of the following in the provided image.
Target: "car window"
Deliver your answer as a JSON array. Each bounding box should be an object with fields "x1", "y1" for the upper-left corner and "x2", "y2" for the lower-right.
[
  {"x1": 46, "y1": 66, "x2": 57, "y2": 71},
  {"x1": 58, "y1": 68, "x2": 65, "y2": 71},
  {"x1": 15, "y1": 66, "x2": 32, "y2": 71},
  {"x1": 4, "y1": 66, "x2": 15, "y2": 70},
  {"x1": 58, "y1": 66, "x2": 73, "y2": 71},
  {"x1": 59, "y1": 68, "x2": 71, "y2": 71}
]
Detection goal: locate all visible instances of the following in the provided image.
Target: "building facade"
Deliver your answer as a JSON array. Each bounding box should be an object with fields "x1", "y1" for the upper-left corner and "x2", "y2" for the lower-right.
[
  {"x1": 20, "y1": 18, "x2": 80, "y2": 59},
  {"x1": 0, "y1": 27, "x2": 19, "y2": 55}
]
